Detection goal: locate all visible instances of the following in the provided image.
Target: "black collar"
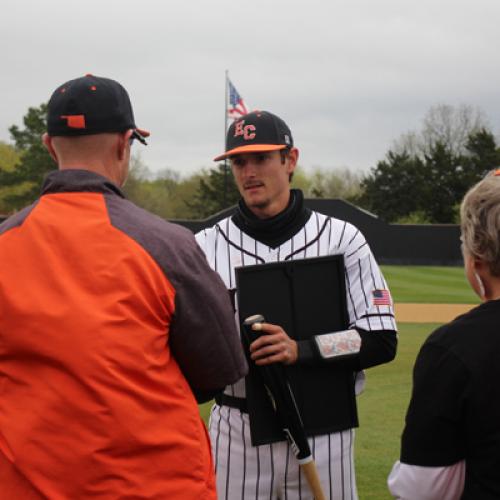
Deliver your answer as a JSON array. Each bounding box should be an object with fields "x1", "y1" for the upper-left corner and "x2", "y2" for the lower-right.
[
  {"x1": 231, "y1": 189, "x2": 311, "y2": 248},
  {"x1": 42, "y1": 169, "x2": 125, "y2": 198}
]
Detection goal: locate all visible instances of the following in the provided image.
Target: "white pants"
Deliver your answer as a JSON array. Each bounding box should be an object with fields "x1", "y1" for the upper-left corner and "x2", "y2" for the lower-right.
[{"x1": 209, "y1": 404, "x2": 358, "y2": 500}]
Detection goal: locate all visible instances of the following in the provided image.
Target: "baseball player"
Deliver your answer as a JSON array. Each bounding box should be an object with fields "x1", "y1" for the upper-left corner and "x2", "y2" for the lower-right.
[{"x1": 196, "y1": 110, "x2": 398, "y2": 500}]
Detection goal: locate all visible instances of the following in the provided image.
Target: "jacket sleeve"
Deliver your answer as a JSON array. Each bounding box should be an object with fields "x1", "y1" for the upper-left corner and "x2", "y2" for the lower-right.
[
  {"x1": 387, "y1": 460, "x2": 465, "y2": 500},
  {"x1": 167, "y1": 231, "x2": 248, "y2": 400}
]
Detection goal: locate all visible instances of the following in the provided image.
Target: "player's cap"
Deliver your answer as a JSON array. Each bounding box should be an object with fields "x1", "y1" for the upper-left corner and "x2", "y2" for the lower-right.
[
  {"x1": 214, "y1": 110, "x2": 293, "y2": 161},
  {"x1": 47, "y1": 74, "x2": 150, "y2": 145}
]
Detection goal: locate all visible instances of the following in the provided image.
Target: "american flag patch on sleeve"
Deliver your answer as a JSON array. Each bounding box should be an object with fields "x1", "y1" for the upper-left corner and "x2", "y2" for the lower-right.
[{"x1": 372, "y1": 289, "x2": 392, "y2": 306}]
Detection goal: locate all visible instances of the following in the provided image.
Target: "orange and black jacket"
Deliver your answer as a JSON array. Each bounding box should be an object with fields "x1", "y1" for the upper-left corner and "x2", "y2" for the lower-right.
[{"x1": 0, "y1": 169, "x2": 247, "y2": 499}]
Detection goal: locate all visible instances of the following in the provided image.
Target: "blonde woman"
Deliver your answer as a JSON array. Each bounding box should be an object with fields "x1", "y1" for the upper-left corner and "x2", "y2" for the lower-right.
[{"x1": 388, "y1": 169, "x2": 500, "y2": 500}]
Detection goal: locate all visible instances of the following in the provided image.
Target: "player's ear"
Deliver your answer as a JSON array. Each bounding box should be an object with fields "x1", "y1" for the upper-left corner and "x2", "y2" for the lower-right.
[
  {"x1": 117, "y1": 130, "x2": 133, "y2": 161},
  {"x1": 286, "y1": 147, "x2": 299, "y2": 175}
]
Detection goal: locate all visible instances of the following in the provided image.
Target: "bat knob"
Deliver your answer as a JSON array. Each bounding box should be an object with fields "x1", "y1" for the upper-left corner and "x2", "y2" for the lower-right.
[{"x1": 243, "y1": 314, "x2": 265, "y2": 326}]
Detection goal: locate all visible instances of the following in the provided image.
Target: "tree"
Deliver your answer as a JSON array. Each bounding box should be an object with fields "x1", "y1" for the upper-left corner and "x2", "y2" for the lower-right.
[
  {"x1": 421, "y1": 142, "x2": 461, "y2": 223},
  {"x1": 393, "y1": 104, "x2": 487, "y2": 158},
  {"x1": 306, "y1": 167, "x2": 363, "y2": 200},
  {"x1": 0, "y1": 142, "x2": 22, "y2": 214},
  {"x1": 0, "y1": 142, "x2": 20, "y2": 171},
  {"x1": 356, "y1": 151, "x2": 427, "y2": 222},
  {"x1": 0, "y1": 104, "x2": 56, "y2": 211},
  {"x1": 187, "y1": 163, "x2": 240, "y2": 218},
  {"x1": 461, "y1": 128, "x2": 500, "y2": 184},
  {"x1": 359, "y1": 105, "x2": 500, "y2": 224}
]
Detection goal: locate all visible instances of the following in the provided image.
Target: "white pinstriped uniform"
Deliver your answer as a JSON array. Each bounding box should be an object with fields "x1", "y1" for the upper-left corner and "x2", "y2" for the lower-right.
[{"x1": 196, "y1": 210, "x2": 396, "y2": 500}]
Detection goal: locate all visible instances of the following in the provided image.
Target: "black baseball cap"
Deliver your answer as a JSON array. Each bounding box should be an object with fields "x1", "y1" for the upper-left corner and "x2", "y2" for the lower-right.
[
  {"x1": 214, "y1": 110, "x2": 293, "y2": 161},
  {"x1": 47, "y1": 74, "x2": 150, "y2": 145}
]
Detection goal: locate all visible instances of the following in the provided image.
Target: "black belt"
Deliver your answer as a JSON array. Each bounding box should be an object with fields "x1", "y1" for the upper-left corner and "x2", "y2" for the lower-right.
[{"x1": 215, "y1": 393, "x2": 248, "y2": 413}]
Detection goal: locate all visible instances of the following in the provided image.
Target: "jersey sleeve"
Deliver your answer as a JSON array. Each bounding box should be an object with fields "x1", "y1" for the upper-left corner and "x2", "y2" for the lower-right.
[
  {"x1": 296, "y1": 223, "x2": 397, "y2": 369},
  {"x1": 341, "y1": 226, "x2": 396, "y2": 333},
  {"x1": 330, "y1": 225, "x2": 397, "y2": 369},
  {"x1": 400, "y1": 341, "x2": 468, "y2": 466}
]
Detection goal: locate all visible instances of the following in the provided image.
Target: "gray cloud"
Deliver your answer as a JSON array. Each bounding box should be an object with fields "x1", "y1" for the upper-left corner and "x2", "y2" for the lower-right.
[{"x1": 2, "y1": 0, "x2": 499, "y2": 176}]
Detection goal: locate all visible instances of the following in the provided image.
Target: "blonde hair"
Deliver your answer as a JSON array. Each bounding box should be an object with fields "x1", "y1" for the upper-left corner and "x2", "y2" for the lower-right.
[{"x1": 460, "y1": 170, "x2": 500, "y2": 276}]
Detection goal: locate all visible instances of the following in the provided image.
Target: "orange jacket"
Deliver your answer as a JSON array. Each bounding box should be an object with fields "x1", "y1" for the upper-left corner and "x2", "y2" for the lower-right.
[{"x1": 0, "y1": 170, "x2": 247, "y2": 499}]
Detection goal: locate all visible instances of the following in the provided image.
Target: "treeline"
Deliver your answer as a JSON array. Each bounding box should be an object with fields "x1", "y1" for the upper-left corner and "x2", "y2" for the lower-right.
[
  {"x1": 1, "y1": 103, "x2": 499, "y2": 223},
  {"x1": 357, "y1": 104, "x2": 500, "y2": 223}
]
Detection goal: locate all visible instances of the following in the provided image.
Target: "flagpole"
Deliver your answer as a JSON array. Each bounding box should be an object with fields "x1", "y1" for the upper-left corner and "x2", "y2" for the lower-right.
[
  {"x1": 223, "y1": 70, "x2": 229, "y2": 207},
  {"x1": 224, "y1": 69, "x2": 229, "y2": 142}
]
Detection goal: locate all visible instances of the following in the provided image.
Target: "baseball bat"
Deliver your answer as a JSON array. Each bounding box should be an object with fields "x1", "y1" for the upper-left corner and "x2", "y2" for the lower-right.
[{"x1": 242, "y1": 314, "x2": 326, "y2": 500}]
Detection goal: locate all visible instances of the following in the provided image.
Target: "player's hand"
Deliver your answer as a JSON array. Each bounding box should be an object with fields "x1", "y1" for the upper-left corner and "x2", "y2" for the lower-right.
[{"x1": 248, "y1": 322, "x2": 298, "y2": 366}]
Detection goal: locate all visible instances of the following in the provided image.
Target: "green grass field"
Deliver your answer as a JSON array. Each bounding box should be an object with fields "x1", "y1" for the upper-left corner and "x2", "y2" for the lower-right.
[{"x1": 381, "y1": 265, "x2": 478, "y2": 304}]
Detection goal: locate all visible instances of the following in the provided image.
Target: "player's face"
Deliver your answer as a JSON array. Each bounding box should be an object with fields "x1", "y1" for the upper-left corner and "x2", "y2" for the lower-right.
[{"x1": 230, "y1": 148, "x2": 298, "y2": 219}]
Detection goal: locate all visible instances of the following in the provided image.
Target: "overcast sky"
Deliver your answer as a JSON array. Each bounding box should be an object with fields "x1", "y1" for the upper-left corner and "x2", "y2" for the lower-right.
[{"x1": 2, "y1": 0, "x2": 499, "y2": 177}]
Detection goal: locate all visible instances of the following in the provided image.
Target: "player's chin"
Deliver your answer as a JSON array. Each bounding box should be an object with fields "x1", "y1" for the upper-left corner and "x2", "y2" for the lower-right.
[{"x1": 244, "y1": 195, "x2": 268, "y2": 210}]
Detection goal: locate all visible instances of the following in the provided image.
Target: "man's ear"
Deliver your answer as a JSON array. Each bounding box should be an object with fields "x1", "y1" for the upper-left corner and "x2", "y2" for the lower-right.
[
  {"x1": 118, "y1": 130, "x2": 133, "y2": 161},
  {"x1": 287, "y1": 147, "x2": 299, "y2": 175},
  {"x1": 42, "y1": 133, "x2": 58, "y2": 163}
]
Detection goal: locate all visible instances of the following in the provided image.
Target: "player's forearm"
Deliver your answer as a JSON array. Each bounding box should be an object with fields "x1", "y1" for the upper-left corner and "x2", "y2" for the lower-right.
[
  {"x1": 357, "y1": 328, "x2": 397, "y2": 369},
  {"x1": 296, "y1": 328, "x2": 397, "y2": 370}
]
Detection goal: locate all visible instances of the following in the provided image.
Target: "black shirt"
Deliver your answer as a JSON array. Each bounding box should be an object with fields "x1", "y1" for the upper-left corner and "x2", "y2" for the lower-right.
[{"x1": 401, "y1": 299, "x2": 500, "y2": 499}]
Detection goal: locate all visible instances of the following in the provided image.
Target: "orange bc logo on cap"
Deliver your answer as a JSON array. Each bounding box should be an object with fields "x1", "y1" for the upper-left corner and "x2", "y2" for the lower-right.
[{"x1": 234, "y1": 120, "x2": 256, "y2": 140}]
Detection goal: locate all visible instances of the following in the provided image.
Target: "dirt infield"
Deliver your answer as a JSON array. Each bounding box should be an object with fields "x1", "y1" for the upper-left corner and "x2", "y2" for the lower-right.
[{"x1": 395, "y1": 303, "x2": 477, "y2": 323}]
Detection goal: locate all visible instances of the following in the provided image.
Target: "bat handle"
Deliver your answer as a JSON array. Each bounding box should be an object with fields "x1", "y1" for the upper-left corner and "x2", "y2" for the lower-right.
[{"x1": 300, "y1": 460, "x2": 327, "y2": 500}]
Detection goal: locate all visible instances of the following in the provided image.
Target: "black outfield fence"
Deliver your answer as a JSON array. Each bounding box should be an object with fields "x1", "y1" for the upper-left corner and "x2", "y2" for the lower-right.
[
  {"x1": 0, "y1": 199, "x2": 462, "y2": 266},
  {"x1": 171, "y1": 199, "x2": 462, "y2": 266}
]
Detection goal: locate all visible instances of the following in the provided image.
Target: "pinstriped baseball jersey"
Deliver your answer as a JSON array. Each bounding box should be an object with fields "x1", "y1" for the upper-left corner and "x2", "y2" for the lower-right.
[
  {"x1": 196, "y1": 206, "x2": 396, "y2": 499},
  {"x1": 196, "y1": 211, "x2": 396, "y2": 399}
]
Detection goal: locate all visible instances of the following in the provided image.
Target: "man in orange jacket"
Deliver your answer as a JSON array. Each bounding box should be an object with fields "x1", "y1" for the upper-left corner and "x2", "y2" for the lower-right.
[{"x1": 0, "y1": 74, "x2": 247, "y2": 499}]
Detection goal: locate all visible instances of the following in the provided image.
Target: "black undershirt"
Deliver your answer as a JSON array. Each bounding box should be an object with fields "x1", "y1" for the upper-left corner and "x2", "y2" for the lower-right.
[{"x1": 231, "y1": 189, "x2": 312, "y2": 248}]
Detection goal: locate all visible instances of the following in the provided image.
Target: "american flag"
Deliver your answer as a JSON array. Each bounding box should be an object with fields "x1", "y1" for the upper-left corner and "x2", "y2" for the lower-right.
[
  {"x1": 227, "y1": 78, "x2": 249, "y2": 120},
  {"x1": 372, "y1": 289, "x2": 392, "y2": 306}
]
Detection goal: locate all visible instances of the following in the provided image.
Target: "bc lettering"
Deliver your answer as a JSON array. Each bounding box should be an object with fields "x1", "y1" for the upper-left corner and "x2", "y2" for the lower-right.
[{"x1": 234, "y1": 121, "x2": 256, "y2": 140}]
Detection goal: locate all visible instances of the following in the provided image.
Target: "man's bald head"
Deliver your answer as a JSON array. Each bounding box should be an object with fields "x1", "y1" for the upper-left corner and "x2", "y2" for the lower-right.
[{"x1": 43, "y1": 131, "x2": 133, "y2": 187}]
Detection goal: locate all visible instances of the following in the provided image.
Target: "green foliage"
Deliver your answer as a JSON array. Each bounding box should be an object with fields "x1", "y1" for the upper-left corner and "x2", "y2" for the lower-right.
[
  {"x1": 356, "y1": 152, "x2": 426, "y2": 222},
  {"x1": 186, "y1": 163, "x2": 240, "y2": 218},
  {"x1": 305, "y1": 166, "x2": 363, "y2": 200},
  {"x1": 394, "y1": 210, "x2": 431, "y2": 225},
  {"x1": 0, "y1": 142, "x2": 20, "y2": 172},
  {"x1": 0, "y1": 104, "x2": 56, "y2": 212},
  {"x1": 0, "y1": 142, "x2": 23, "y2": 214},
  {"x1": 124, "y1": 155, "x2": 203, "y2": 220},
  {"x1": 358, "y1": 128, "x2": 500, "y2": 223},
  {"x1": 461, "y1": 128, "x2": 500, "y2": 184},
  {"x1": 289, "y1": 166, "x2": 311, "y2": 193}
]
